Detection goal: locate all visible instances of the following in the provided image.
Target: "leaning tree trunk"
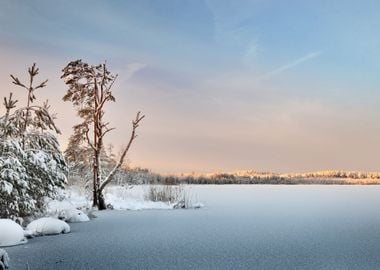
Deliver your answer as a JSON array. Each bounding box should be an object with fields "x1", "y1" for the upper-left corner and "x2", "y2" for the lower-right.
[{"x1": 96, "y1": 112, "x2": 145, "y2": 210}]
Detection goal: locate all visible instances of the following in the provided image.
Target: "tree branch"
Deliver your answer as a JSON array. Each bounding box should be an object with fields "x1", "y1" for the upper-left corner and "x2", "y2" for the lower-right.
[
  {"x1": 10, "y1": 75, "x2": 28, "y2": 89},
  {"x1": 99, "y1": 127, "x2": 115, "y2": 140},
  {"x1": 106, "y1": 74, "x2": 118, "y2": 92},
  {"x1": 85, "y1": 127, "x2": 96, "y2": 150},
  {"x1": 99, "y1": 111, "x2": 144, "y2": 191},
  {"x1": 35, "y1": 79, "x2": 48, "y2": 90}
]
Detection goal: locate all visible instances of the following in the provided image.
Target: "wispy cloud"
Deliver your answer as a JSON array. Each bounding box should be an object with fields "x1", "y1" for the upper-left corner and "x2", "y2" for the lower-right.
[
  {"x1": 243, "y1": 41, "x2": 259, "y2": 65},
  {"x1": 123, "y1": 62, "x2": 147, "y2": 80},
  {"x1": 260, "y1": 51, "x2": 322, "y2": 80}
]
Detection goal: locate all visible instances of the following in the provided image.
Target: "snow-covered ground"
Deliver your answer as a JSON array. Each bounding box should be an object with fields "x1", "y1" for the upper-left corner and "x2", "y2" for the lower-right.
[
  {"x1": 48, "y1": 185, "x2": 203, "y2": 212},
  {"x1": 104, "y1": 185, "x2": 174, "y2": 210}
]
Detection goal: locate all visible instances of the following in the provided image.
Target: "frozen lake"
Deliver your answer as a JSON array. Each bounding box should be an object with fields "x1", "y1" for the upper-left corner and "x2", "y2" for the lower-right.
[{"x1": 7, "y1": 185, "x2": 380, "y2": 269}]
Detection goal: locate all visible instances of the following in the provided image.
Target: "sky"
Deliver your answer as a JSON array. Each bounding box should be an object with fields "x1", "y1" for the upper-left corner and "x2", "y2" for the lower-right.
[{"x1": 1, "y1": 0, "x2": 380, "y2": 173}]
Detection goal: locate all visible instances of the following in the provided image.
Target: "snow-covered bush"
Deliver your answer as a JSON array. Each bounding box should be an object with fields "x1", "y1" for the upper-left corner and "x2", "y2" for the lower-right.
[
  {"x1": 60, "y1": 209, "x2": 90, "y2": 223},
  {"x1": 26, "y1": 217, "x2": 70, "y2": 236},
  {"x1": 0, "y1": 135, "x2": 67, "y2": 218},
  {"x1": 45, "y1": 198, "x2": 90, "y2": 222},
  {"x1": 146, "y1": 185, "x2": 184, "y2": 203},
  {"x1": 23, "y1": 133, "x2": 67, "y2": 206},
  {"x1": 44, "y1": 189, "x2": 91, "y2": 223},
  {"x1": 0, "y1": 140, "x2": 35, "y2": 218},
  {"x1": 0, "y1": 219, "x2": 27, "y2": 247},
  {"x1": 145, "y1": 185, "x2": 201, "y2": 209}
]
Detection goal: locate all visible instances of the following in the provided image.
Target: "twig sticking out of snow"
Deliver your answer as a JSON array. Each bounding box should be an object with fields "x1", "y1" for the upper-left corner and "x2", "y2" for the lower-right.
[{"x1": 0, "y1": 249, "x2": 9, "y2": 269}]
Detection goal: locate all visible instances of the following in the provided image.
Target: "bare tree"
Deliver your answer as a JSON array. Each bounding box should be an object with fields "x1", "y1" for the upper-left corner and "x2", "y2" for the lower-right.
[{"x1": 61, "y1": 60, "x2": 144, "y2": 209}]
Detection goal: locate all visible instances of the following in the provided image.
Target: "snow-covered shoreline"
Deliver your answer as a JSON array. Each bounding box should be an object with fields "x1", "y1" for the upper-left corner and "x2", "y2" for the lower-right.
[{"x1": 49, "y1": 184, "x2": 203, "y2": 212}]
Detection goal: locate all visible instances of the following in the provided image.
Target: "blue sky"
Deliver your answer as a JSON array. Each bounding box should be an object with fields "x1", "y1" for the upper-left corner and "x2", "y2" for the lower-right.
[{"x1": 1, "y1": 0, "x2": 380, "y2": 173}]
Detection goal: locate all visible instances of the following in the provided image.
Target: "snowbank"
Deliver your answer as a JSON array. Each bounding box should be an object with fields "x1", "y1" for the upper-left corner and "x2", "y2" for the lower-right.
[
  {"x1": 104, "y1": 185, "x2": 184, "y2": 210},
  {"x1": 45, "y1": 199, "x2": 89, "y2": 223},
  {"x1": 26, "y1": 218, "x2": 70, "y2": 236},
  {"x1": 50, "y1": 185, "x2": 204, "y2": 212},
  {"x1": 0, "y1": 219, "x2": 27, "y2": 247},
  {"x1": 60, "y1": 208, "x2": 90, "y2": 223},
  {"x1": 58, "y1": 186, "x2": 176, "y2": 210},
  {"x1": 105, "y1": 192, "x2": 173, "y2": 210},
  {"x1": 0, "y1": 249, "x2": 9, "y2": 269}
]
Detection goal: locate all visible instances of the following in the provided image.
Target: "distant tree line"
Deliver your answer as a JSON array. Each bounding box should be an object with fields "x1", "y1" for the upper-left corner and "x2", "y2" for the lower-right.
[{"x1": 84, "y1": 169, "x2": 380, "y2": 186}]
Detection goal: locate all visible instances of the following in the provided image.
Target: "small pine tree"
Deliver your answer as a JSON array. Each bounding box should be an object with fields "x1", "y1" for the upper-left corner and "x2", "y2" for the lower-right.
[{"x1": 0, "y1": 64, "x2": 68, "y2": 218}]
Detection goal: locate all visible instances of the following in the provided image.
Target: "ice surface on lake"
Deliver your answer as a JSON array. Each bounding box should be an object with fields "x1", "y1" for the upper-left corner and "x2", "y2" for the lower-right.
[{"x1": 8, "y1": 185, "x2": 380, "y2": 269}]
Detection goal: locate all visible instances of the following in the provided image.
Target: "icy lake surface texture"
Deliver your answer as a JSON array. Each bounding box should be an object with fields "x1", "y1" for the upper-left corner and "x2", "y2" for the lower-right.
[{"x1": 7, "y1": 185, "x2": 380, "y2": 269}]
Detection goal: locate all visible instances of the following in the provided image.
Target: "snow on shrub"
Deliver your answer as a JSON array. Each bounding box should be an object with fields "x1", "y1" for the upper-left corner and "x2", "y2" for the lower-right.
[
  {"x1": 146, "y1": 185, "x2": 203, "y2": 209},
  {"x1": 45, "y1": 199, "x2": 89, "y2": 223},
  {"x1": 26, "y1": 218, "x2": 70, "y2": 236},
  {"x1": 0, "y1": 134, "x2": 67, "y2": 219},
  {"x1": 0, "y1": 219, "x2": 27, "y2": 247},
  {"x1": 59, "y1": 209, "x2": 89, "y2": 223}
]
